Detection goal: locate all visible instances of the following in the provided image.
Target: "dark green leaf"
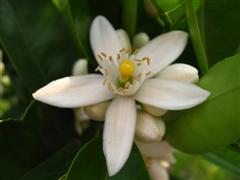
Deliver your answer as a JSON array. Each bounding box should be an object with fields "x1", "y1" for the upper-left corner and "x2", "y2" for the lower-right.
[
  {"x1": 166, "y1": 53, "x2": 240, "y2": 153},
  {"x1": 122, "y1": 0, "x2": 138, "y2": 39},
  {"x1": 0, "y1": 102, "x2": 76, "y2": 179},
  {"x1": 65, "y1": 137, "x2": 150, "y2": 180},
  {"x1": 0, "y1": 0, "x2": 78, "y2": 92},
  {"x1": 19, "y1": 140, "x2": 81, "y2": 180},
  {"x1": 202, "y1": 0, "x2": 240, "y2": 66}
]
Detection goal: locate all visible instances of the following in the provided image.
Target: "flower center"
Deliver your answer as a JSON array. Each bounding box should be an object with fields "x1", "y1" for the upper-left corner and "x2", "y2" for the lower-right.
[{"x1": 119, "y1": 60, "x2": 135, "y2": 81}]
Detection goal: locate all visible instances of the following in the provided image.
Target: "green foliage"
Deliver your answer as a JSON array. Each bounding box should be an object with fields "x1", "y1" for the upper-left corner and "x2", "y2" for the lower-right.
[
  {"x1": 166, "y1": 53, "x2": 240, "y2": 153},
  {"x1": 0, "y1": 0, "x2": 78, "y2": 92},
  {"x1": 65, "y1": 137, "x2": 150, "y2": 180}
]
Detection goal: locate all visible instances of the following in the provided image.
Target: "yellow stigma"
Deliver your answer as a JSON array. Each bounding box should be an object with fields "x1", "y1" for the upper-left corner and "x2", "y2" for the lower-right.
[{"x1": 119, "y1": 60, "x2": 135, "y2": 80}]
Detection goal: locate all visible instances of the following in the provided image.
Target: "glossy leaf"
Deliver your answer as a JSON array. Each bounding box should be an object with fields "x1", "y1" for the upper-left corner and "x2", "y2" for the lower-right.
[
  {"x1": 122, "y1": 0, "x2": 138, "y2": 39},
  {"x1": 0, "y1": 0, "x2": 78, "y2": 92},
  {"x1": 0, "y1": 102, "x2": 76, "y2": 179},
  {"x1": 166, "y1": 53, "x2": 240, "y2": 153},
  {"x1": 185, "y1": 0, "x2": 208, "y2": 74},
  {"x1": 202, "y1": 0, "x2": 240, "y2": 66},
  {"x1": 65, "y1": 137, "x2": 150, "y2": 180},
  {"x1": 19, "y1": 141, "x2": 81, "y2": 180}
]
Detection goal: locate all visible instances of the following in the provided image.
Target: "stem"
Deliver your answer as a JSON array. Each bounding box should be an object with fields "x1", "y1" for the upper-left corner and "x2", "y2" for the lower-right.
[
  {"x1": 185, "y1": 0, "x2": 208, "y2": 74},
  {"x1": 122, "y1": 0, "x2": 138, "y2": 39}
]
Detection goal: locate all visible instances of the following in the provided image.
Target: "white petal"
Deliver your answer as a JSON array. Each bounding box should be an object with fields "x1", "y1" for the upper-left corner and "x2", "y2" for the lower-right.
[
  {"x1": 116, "y1": 29, "x2": 131, "y2": 49},
  {"x1": 103, "y1": 96, "x2": 136, "y2": 176},
  {"x1": 90, "y1": 16, "x2": 122, "y2": 67},
  {"x1": 156, "y1": 63, "x2": 199, "y2": 83},
  {"x1": 135, "y1": 79, "x2": 210, "y2": 110},
  {"x1": 135, "y1": 31, "x2": 188, "y2": 78},
  {"x1": 133, "y1": 32, "x2": 150, "y2": 49},
  {"x1": 33, "y1": 74, "x2": 114, "y2": 108}
]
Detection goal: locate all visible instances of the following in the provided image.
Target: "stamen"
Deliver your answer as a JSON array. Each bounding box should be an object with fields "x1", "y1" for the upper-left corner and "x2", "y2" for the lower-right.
[
  {"x1": 137, "y1": 63, "x2": 142, "y2": 66},
  {"x1": 117, "y1": 53, "x2": 121, "y2": 60},
  {"x1": 101, "y1": 52, "x2": 107, "y2": 57},
  {"x1": 95, "y1": 66, "x2": 100, "y2": 72},
  {"x1": 108, "y1": 56, "x2": 113, "y2": 62},
  {"x1": 119, "y1": 48, "x2": 126, "y2": 53},
  {"x1": 97, "y1": 54, "x2": 103, "y2": 61},
  {"x1": 142, "y1": 57, "x2": 151, "y2": 65},
  {"x1": 125, "y1": 48, "x2": 132, "y2": 53},
  {"x1": 124, "y1": 81, "x2": 130, "y2": 89},
  {"x1": 145, "y1": 71, "x2": 151, "y2": 76}
]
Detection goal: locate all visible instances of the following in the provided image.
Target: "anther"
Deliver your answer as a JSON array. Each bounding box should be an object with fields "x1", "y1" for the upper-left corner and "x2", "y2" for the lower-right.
[
  {"x1": 97, "y1": 54, "x2": 103, "y2": 61},
  {"x1": 108, "y1": 56, "x2": 113, "y2": 61},
  {"x1": 119, "y1": 48, "x2": 126, "y2": 53},
  {"x1": 145, "y1": 71, "x2": 151, "y2": 76},
  {"x1": 101, "y1": 52, "x2": 107, "y2": 57}
]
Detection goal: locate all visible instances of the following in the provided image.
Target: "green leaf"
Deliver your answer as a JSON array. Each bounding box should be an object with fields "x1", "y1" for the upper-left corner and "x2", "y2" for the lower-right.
[
  {"x1": 19, "y1": 140, "x2": 81, "y2": 180},
  {"x1": 0, "y1": 0, "x2": 78, "y2": 92},
  {"x1": 122, "y1": 0, "x2": 138, "y2": 39},
  {"x1": 205, "y1": 146, "x2": 240, "y2": 176},
  {"x1": 0, "y1": 102, "x2": 76, "y2": 179},
  {"x1": 185, "y1": 0, "x2": 208, "y2": 74},
  {"x1": 166, "y1": 53, "x2": 240, "y2": 153},
  {"x1": 202, "y1": 0, "x2": 240, "y2": 66},
  {"x1": 65, "y1": 137, "x2": 150, "y2": 180}
]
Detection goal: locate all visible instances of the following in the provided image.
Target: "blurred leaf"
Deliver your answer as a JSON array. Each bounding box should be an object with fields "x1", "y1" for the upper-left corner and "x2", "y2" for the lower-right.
[
  {"x1": 205, "y1": 147, "x2": 240, "y2": 176},
  {"x1": 0, "y1": 0, "x2": 78, "y2": 92},
  {"x1": 65, "y1": 137, "x2": 150, "y2": 180},
  {"x1": 19, "y1": 140, "x2": 81, "y2": 180},
  {"x1": 185, "y1": 0, "x2": 208, "y2": 74},
  {"x1": 166, "y1": 53, "x2": 240, "y2": 153},
  {"x1": 122, "y1": 0, "x2": 138, "y2": 39},
  {"x1": 202, "y1": 0, "x2": 240, "y2": 66},
  {"x1": 0, "y1": 102, "x2": 76, "y2": 179}
]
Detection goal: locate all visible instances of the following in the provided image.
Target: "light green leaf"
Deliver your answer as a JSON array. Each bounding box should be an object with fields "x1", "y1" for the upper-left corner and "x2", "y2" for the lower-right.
[
  {"x1": 185, "y1": 0, "x2": 208, "y2": 74},
  {"x1": 65, "y1": 137, "x2": 150, "y2": 180},
  {"x1": 205, "y1": 146, "x2": 240, "y2": 176},
  {"x1": 166, "y1": 53, "x2": 240, "y2": 153}
]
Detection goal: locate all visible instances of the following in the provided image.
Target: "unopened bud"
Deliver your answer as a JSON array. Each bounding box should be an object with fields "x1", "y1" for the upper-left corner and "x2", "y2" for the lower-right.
[
  {"x1": 143, "y1": 104, "x2": 167, "y2": 117},
  {"x1": 72, "y1": 59, "x2": 88, "y2": 76},
  {"x1": 84, "y1": 101, "x2": 110, "y2": 121},
  {"x1": 144, "y1": 0, "x2": 160, "y2": 17},
  {"x1": 156, "y1": 63, "x2": 199, "y2": 83},
  {"x1": 133, "y1": 32, "x2": 150, "y2": 49},
  {"x1": 135, "y1": 111, "x2": 165, "y2": 142}
]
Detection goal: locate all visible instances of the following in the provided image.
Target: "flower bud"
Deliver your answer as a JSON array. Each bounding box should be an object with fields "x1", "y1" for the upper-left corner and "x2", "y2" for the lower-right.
[
  {"x1": 133, "y1": 32, "x2": 150, "y2": 49},
  {"x1": 72, "y1": 59, "x2": 88, "y2": 76},
  {"x1": 147, "y1": 159, "x2": 169, "y2": 180},
  {"x1": 84, "y1": 101, "x2": 110, "y2": 121},
  {"x1": 144, "y1": 0, "x2": 160, "y2": 18},
  {"x1": 143, "y1": 104, "x2": 167, "y2": 117},
  {"x1": 135, "y1": 111, "x2": 165, "y2": 142},
  {"x1": 156, "y1": 63, "x2": 199, "y2": 83}
]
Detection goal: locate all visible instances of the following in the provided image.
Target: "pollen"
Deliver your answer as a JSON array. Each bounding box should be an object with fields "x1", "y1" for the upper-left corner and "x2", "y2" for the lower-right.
[{"x1": 119, "y1": 60, "x2": 135, "y2": 80}]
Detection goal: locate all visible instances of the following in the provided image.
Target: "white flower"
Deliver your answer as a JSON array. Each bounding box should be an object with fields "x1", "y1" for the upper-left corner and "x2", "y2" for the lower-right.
[
  {"x1": 32, "y1": 16, "x2": 210, "y2": 176},
  {"x1": 136, "y1": 141, "x2": 175, "y2": 180}
]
